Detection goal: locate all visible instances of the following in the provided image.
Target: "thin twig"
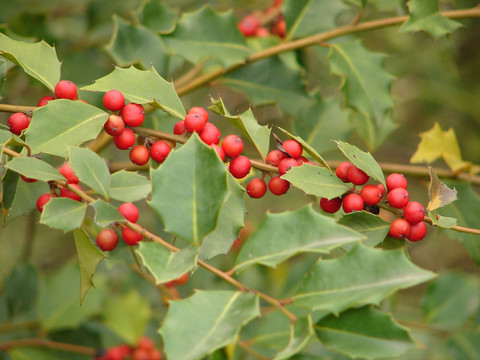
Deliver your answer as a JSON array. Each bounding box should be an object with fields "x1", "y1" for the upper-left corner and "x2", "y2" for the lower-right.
[
  {"x1": 0, "y1": 338, "x2": 96, "y2": 356},
  {"x1": 0, "y1": 104, "x2": 37, "y2": 116}
]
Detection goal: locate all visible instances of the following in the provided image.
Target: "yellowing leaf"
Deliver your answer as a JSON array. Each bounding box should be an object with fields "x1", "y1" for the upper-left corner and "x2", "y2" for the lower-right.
[{"x1": 427, "y1": 167, "x2": 457, "y2": 211}]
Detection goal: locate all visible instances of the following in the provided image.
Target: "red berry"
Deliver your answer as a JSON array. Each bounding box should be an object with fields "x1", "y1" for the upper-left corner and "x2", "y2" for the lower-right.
[
  {"x1": 150, "y1": 141, "x2": 172, "y2": 163},
  {"x1": 360, "y1": 184, "x2": 382, "y2": 206},
  {"x1": 96, "y1": 229, "x2": 119, "y2": 251},
  {"x1": 386, "y1": 173, "x2": 408, "y2": 192},
  {"x1": 173, "y1": 120, "x2": 186, "y2": 135},
  {"x1": 246, "y1": 178, "x2": 267, "y2": 199},
  {"x1": 138, "y1": 337, "x2": 154, "y2": 351},
  {"x1": 403, "y1": 201, "x2": 425, "y2": 224},
  {"x1": 229, "y1": 156, "x2": 251, "y2": 179},
  {"x1": 278, "y1": 158, "x2": 299, "y2": 175},
  {"x1": 266, "y1": 150, "x2": 287, "y2": 167},
  {"x1": 122, "y1": 103, "x2": 145, "y2": 127},
  {"x1": 20, "y1": 175, "x2": 37, "y2": 183},
  {"x1": 133, "y1": 348, "x2": 150, "y2": 360},
  {"x1": 282, "y1": 139, "x2": 302, "y2": 159},
  {"x1": 103, "y1": 90, "x2": 125, "y2": 111},
  {"x1": 37, "y1": 95, "x2": 55, "y2": 107},
  {"x1": 122, "y1": 227, "x2": 142, "y2": 245},
  {"x1": 320, "y1": 197, "x2": 342, "y2": 213},
  {"x1": 222, "y1": 135, "x2": 244, "y2": 157},
  {"x1": 272, "y1": 17, "x2": 286, "y2": 38},
  {"x1": 347, "y1": 166, "x2": 369, "y2": 185},
  {"x1": 129, "y1": 145, "x2": 150, "y2": 165},
  {"x1": 212, "y1": 144, "x2": 225, "y2": 161},
  {"x1": 8, "y1": 113, "x2": 30, "y2": 135},
  {"x1": 184, "y1": 112, "x2": 208, "y2": 133},
  {"x1": 150, "y1": 349, "x2": 162, "y2": 360},
  {"x1": 377, "y1": 183, "x2": 386, "y2": 198},
  {"x1": 407, "y1": 221, "x2": 427, "y2": 242},
  {"x1": 342, "y1": 193, "x2": 364, "y2": 213},
  {"x1": 36, "y1": 193, "x2": 55, "y2": 212},
  {"x1": 335, "y1": 162, "x2": 353, "y2": 183},
  {"x1": 54, "y1": 80, "x2": 78, "y2": 100},
  {"x1": 255, "y1": 27, "x2": 270, "y2": 37},
  {"x1": 199, "y1": 123, "x2": 221, "y2": 145},
  {"x1": 388, "y1": 188, "x2": 410, "y2": 209},
  {"x1": 118, "y1": 202, "x2": 139, "y2": 223},
  {"x1": 59, "y1": 163, "x2": 79, "y2": 184},
  {"x1": 238, "y1": 15, "x2": 260, "y2": 36},
  {"x1": 105, "y1": 347, "x2": 126, "y2": 360},
  {"x1": 188, "y1": 107, "x2": 208, "y2": 118},
  {"x1": 113, "y1": 128, "x2": 136, "y2": 150},
  {"x1": 60, "y1": 184, "x2": 83, "y2": 201},
  {"x1": 268, "y1": 176, "x2": 290, "y2": 195},
  {"x1": 103, "y1": 114, "x2": 125, "y2": 136},
  {"x1": 389, "y1": 219, "x2": 411, "y2": 239}
]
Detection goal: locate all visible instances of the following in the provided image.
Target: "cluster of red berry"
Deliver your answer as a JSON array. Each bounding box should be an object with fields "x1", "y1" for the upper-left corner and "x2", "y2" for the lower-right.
[
  {"x1": 237, "y1": 0, "x2": 285, "y2": 38},
  {"x1": 96, "y1": 337, "x2": 161, "y2": 360}
]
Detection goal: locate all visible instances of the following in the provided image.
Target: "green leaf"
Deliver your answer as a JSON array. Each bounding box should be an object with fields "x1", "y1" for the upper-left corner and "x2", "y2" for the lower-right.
[
  {"x1": 400, "y1": 0, "x2": 462, "y2": 40},
  {"x1": 26, "y1": 100, "x2": 108, "y2": 157},
  {"x1": 244, "y1": 310, "x2": 290, "y2": 356},
  {"x1": 335, "y1": 141, "x2": 386, "y2": 188},
  {"x1": 5, "y1": 179, "x2": 48, "y2": 223},
  {"x1": 283, "y1": 0, "x2": 349, "y2": 40},
  {"x1": 423, "y1": 272, "x2": 480, "y2": 329},
  {"x1": 109, "y1": 170, "x2": 151, "y2": 202},
  {"x1": 428, "y1": 211, "x2": 457, "y2": 228},
  {"x1": 274, "y1": 315, "x2": 313, "y2": 360},
  {"x1": 315, "y1": 306, "x2": 416, "y2": 359},
  {"x1": 9, "y1": 347, "x2": 61, "y2": 360},
  {"x1": 209, "y1": 97, "x2": 270, "y2": 160},
  {"x1": 68, "y1": 146, "x2": 110, "y2": 199},
  {"x1": 447, "y1": 331, "x2": 480, "y2": 360},
  {"x1": 294, "y1": 243, "x2": 436, "y2": 313},
  {"x1": 141, "y1": 0, "x2": 178, "y2": 34},
  {"x1": 106, "y1": 15, "x2": 170, "y2": 74},
  {"x1": 235, "y1": 204, "x2": 364, "y2": 272},
  {"x1": 149, "y1": 134, "x2": 228, "y2": 246},
  {"x1": 5, "y1": 156, "x2": 64, "y2": 182},
  {"x1": 90, "y1": 200, "x2": 123, "y2": 227},
  {"x1": 4, "y1": 263, "x2": 38, "y2": 318},
  {"x1": 282, "y1": 164, "x2": 349, "y2": 199},
  {"x1": 81, "y1": 66, "x2": 185, "y2": 119},
  {"x1": 0, "y1": 33, "x2": 61, "y2": 91},
  {"x1": 223, "y1": 56, "x2": 312, "y2": 116},
  {"x1": 136, "y1": 243, "x2": 197, "y2": 284},
  {"x1": 73, "y1": 228, "x2": 107, "y2": 304},
  {"x1": 0, "y1": 58, "x2": 6, "y2": 96},
  {"x1": 160, "y1": 290, "x2": 260, "y2": 360},
  {"x1": 353, "y1": 110, "x2": 397, "y2": 151},
  {"x1": 200, "y1": 175, "x2": 245, "y2": 260},
  {"x1": 338, "y1": 212, "x2": 391, "y2": 248},
  {"x1": 40, "y1": 197, "x2": 87, "y2": 232},
  {"x1": 427, "y1": 166, "x2": 457, "y2": 212},
  {"x1": 103, "y1": 290, "x2": 151, "y2": 345},
  {"x1": 164, "y1": 6, "x2": 249, "y2": 68}
]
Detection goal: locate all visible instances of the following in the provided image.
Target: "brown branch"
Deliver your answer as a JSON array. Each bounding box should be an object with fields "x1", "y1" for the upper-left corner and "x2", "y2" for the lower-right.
[
  {"x1": 0, "y1": 338, "x2": 96, "y2": 356},
  {"x1": 0, "y1": 104, "x2": 37, "y2": 117}
]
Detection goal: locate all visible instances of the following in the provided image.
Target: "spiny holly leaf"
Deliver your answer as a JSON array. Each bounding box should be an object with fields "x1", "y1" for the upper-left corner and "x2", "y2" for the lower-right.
[
  {"x1": 149, "y1": 134, "x2": 228, "y2": 246},
  {"x1": 427, "y1": 166, "x2": 457, "y2": 211},
  {"x1": 200, "y1": 175, "x2": 245, "y2": 260},
  {"x1": 410, "y1": 122, "x2": 471, "y2": 173},
  {"x1": 5, "y1": 156, "x2": 64, "y2": 182},
  {"x1": 429, "y1": 211, "x2": 457, "y2": 229},
  {"x1": 335, "y1": 141, "x2": 386, "y2": 188},
  {"x1": 136, "y1": 243, "x2": 198, "y2": 285},
  {"x1": 160, "y1": 290, "x2": 260, "y2": 360},
  {"x1": 315, "y1": 306, "x2": 416, "y2": 359},
  {"x1": 400, "y1": 0, "x2": 462, "y2": 40},
  {"x1": 282, "y1": 164, "x2": 350, "y2": 199},
  {"x1": 73, "y1": 228, "x2": 107, "y2": 304},
  {"x1": 68, "y1": 146, "x2": 110, "y2": 199},
  {"x1": 40, "y1": 197, "x2": 87, "y2": 232},
  {"x1": 283, "y1": 0, "x2": 349, "y2": 40},
  {"x1": 26, "y1": 100, "x2": 108, "y2": 157},
  {"x1": 109, "y1": 170, "x2": 151, "y2": 202},
  {"x1": 106, "y1": 15, "x2": 170, "y2": 75},
  {"x1": 141, "y1": 0, "x2": 178, "y2": 34},
  {"x1": 294, "y1": 243, "x2": 436, "y2": 313},
  {"x1": 90, "y1": 200, "x2": 123, "y2": 227},
  {"x1": 209, "y1": 97, "x2": 271, "y2": 160},
  {"x1": 4, "y1": 179, "x2": 47, "y2": 224},
  {"x1": 235, "y1": 204, "x2": 363, "y2": 272},
  {"x1": 274, "y1": 315, "x2": 313, "y2": 360},
  {"x1": 353, "y1": 110, "x2": 397, "y2": 151},
  {"x1": 0, "y1": 33, "x2": 61, "y2": 91},
  {"x1": 81, "y1": 66, "x2": 186, "y2": 119},
  {"x1": 338, "y1": 211, "x2": 391, "y2": 249},
  {"x1": 164, "y1": 6, "x2": 249, "y2": 68}
]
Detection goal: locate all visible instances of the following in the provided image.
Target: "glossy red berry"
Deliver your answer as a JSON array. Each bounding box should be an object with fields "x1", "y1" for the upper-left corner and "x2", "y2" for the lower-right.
[
  {"x1": 113, "y1": 128, "x2": 136, "y2": 150},
  {"x1": 268, "y1": 176, "x2": 290, "y2": 195},
  {"x1": 246, "y1": 178, "x2": 267, "y2": 199},
  {"x1": 54, "y1": 80, "x2": 78, "y2": 100},
  {"x1": 278, "y1": 158, "x2": 300, "y2": 175},
  {"x1": 212, "y1": 144, "x2": 225, "y2": 161},
  {"x1": 184, "y1": 112, "x2": 208, "y2": 133},
  {"x1": 407, "y1": 221, "x2": 427, "y2": 242},
  {"x1": 103, "y1": 90, "x2": 125, "y2": 111},
  {"x1": 229, "y1": 156, "x2": 251, "y2": 179},
  {"x1": 389, "y1": 219, "x2": 411, "y2": 239},
  {"x1": 37, "y1": 95, "x2": 55, "y2": 107},
  {"x1": 238, "y1": 15, "x2": 260, "y2": 36},
  {"x1": 122, "y1": 227, "x2": 142, "y2": 245},
  {"x1": 188, "y1": 107, "x2": 208, "y2": 118},
  {"x1": 59, "y1": 163, "x2": 79, "y2": 184},
  {"x1": 272, "y1": 18, "x2": 286, "y2": 38},
  {"x1": 129, "y1": 145, "x2": 150, "y2": 165},
  {"x1": 60, "y1": 184, "x2": 83, "y2": 201},
  {"x1": 342, "y1": 193, "x2": 364, "y2": 213},
  {"x1": 335, "y1": 162, "x2": 353, "y2": 183},
  {"x1": 103, "y1": 114, "x2": 125, "y2": 136},
  {"x1": 96, "y1": 229, "x2": 119, "y2": 251},
  {"x1": 150, "y1": 349, "x2": 162, "y2": 360},
  {"x1": 377, "y1": 183, "x2": 386, "y2": 198},
  {"x1": 137, "y1": 337, "x2": 154, "y2": 351},
  {"x1": 282, "y1": 139, "x2": 302, "y2": 159},
  {"x1": 199, "y1": 123, "x2": 221, "y2": 145},
  {"x1": 150, "y1": 141, "x2": 171, "y2": 163},
  {"x1": 122, "y1": 103, "x2": 145, "y2": 127},
  {"x1": 360, "y1": 184, "x2": 382, "y2": 206},
  {"x1": 105, "y1": 346, "x2": 127, "y2": 360},
  {"x1": 388, "y1": 188, "x2": 410, "y2": 209},
  {"x1": 403, "y1": 201, "x2": 425, "y2": 224},
  {"x1": 266, "y1": 150, "x2": 287, "y2": 167},
  {"x1": 20, "y1": 175, "x2": 37, "y2": 183},
  {"x1": 118, "y1": 202, "x2": 139, "y2": 223},
  {"x1": 348, "y1": 166, "x2": 369, "y2": 185},
  {"x1": 222, "y1": 135, "x2": 244, "y2": 157},
  {"x1": 173, "y1": 120, "x2": 186, "y2": 135},
  {"x1": 320, "y1": 197, "x2": 342, "y2": 214},
  {"x1": 255, "y1": 27, "x2": 270, "y2": 37},
  {"x1": 8, "y1": 113, "x2": 30, "y2": 135},
  {"x1": 386, "y1": 173, "x2": 408, "y2": 192},
  {"x1": 36, "y1": 193, "x2": 55, "y2": 212}
]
